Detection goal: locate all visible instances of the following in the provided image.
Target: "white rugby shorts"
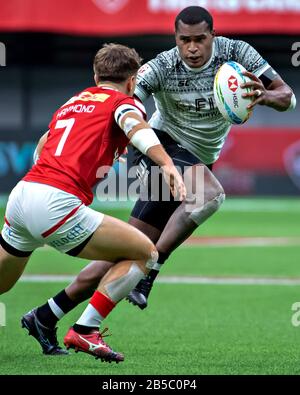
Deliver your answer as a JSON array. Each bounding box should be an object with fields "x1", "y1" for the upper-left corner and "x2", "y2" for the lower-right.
[{"x1": 1, "y1": 181, "x2": 104, "y2": 255}]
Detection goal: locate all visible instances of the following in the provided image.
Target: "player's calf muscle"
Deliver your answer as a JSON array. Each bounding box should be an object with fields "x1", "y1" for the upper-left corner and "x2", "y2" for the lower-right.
[
  {"x1": 0, "y1": 251, "x2": 28, "y2": 294},
  {"x1": 65, "y1": 260, "x2": 114, "y2": 302}
]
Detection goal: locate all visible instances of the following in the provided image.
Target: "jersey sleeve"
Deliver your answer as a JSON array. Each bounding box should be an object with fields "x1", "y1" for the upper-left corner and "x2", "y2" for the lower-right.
[
  {"x1": 113, "y1": 97, "x2": 147, "y2": 134},
  {"x1": 135, "y1": 49, "x2": 174, "y2": 102},
  {"x1": 232, "y1": 39, "x2": 271, "y2": 77},
  {"x1": 135, "y1": 62, "x2": 160, "y2": 102}
]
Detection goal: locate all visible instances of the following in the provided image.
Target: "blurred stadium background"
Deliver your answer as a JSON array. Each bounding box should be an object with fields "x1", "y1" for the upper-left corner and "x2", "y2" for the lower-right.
[{"x1": 0, "y1": 0, "x2": 300, "y2": 375}]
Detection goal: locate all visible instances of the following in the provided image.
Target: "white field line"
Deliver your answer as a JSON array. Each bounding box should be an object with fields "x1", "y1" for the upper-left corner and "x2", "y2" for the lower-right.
[
  {"x1": 185, "y1": 236, "x2": 300, "y2": 247},
  {"x1": 37, "y1": 236, "x2": 300, "y2": 253},
  {"x1": 91, "y1": 199, "x2": 300, "y2": 212},
  {"x1": 88, "y1": 199, "x2": 300, "y2": 212},
  {"x1": 20, "y1": 274, "x2": 300, "y2": 286},
  {"x1": 2, "y1": 197, "x2": 300, "y2": 212}
]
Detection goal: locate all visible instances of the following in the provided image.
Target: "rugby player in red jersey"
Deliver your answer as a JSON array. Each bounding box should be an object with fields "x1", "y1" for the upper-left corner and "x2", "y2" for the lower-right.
[{"x1": 0, "y1": 43, "x2": 186, "y2": 362}]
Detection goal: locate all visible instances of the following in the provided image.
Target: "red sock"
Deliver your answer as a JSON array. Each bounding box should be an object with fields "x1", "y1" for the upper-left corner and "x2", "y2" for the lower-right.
[{"x1": 89, "y1": 291, "x2": 116, "y2": 318}]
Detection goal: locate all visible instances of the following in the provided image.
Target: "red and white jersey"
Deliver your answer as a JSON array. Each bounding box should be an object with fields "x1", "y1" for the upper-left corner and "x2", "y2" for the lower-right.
[{"x1": 23, "y1": 87, "x2": 146, "y2": 205}]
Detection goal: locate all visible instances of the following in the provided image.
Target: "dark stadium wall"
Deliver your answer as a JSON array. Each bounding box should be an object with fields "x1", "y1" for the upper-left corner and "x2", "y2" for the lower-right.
[{"x1": 0, "y1": 33, "x2": 299, "y2": 195}]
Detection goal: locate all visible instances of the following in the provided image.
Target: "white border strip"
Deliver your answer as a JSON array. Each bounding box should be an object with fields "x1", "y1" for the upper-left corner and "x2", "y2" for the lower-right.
[
  {"x1": 20, "y1": 274, "x2": 300, "y2": 286},
  {"x1": 1, "y1": 196, "x2": 300, "y2": 212}
]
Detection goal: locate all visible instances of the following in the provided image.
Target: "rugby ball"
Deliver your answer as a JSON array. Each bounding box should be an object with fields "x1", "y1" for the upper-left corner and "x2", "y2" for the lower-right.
[{"x1": 214, "y1": 61, "x2": 253, "y2": 124}]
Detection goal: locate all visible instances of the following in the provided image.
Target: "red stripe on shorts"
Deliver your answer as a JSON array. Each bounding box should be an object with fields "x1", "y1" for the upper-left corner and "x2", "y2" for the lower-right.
[
  {"x1": 41, "y1": 204, "x2": 82, "y2": 238},
  {"x1": 4, "y1": 216, "x2": 10, "y2": 226}
]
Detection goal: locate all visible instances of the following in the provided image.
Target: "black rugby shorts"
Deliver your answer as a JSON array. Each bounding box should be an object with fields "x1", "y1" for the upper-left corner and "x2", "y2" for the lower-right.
[{"x1": 130, "y1": 129, "x2": 213, "y2": 231}]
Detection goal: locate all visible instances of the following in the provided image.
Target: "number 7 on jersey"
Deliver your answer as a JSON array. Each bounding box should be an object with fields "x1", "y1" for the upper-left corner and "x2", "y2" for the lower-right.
[{"x1": 54, "y1": 118, "x2": 75, "y2": 156}]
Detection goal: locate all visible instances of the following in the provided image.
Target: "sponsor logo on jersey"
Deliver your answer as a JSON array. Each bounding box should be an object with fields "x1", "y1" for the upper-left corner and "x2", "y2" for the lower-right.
[
  {"x1": 64, "y1": 91, "x2": 110, "y2": 106},
  {"x1": 178, "y1": 79, "x2": 190, "y2": 87},
  {"x1": 195, "y1": 97, "x2": 216, "y2": 112},
  {"x1": 174, "y1": 97, "x2": 216, "y2": 115},
  {"x1": 92, "y1": 0, "x2": 129, "y2": 14},
  {"x1": 138, "y1": 64, "x2": 151, "y2": 75}
]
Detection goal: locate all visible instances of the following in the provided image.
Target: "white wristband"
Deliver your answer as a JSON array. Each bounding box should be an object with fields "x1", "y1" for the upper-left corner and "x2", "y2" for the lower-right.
[{"x1": 130, "y1": 128, "x2": 161, "y2": 155}]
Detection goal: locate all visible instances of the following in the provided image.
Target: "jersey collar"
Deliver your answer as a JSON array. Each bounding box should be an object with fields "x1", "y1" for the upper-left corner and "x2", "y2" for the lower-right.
[{"x1": 97, "y1": 85, "x2": 119, "y2": 91}]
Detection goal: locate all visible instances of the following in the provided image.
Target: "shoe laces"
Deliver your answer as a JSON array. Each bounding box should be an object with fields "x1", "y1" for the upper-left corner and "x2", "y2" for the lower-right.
[
  {"x1": 99, "y1": 327, "x2": 111, "y2": 338},
  {"x1": 97, "y1": 327, "x2": 112, "y2": 345}
]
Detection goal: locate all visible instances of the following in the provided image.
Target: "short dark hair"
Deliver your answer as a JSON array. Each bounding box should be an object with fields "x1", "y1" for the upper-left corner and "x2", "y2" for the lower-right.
[
  {"x1": 93, "y1": 43, "x2": 142, "y2": 84},
  {"x1": 175, "y1": 6, "x2": 213, "y2": 32}
]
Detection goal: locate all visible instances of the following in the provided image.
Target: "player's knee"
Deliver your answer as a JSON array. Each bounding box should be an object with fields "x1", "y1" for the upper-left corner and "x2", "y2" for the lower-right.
[
  {"x1": 206, "y1": 183, "x2": 226, "y2": 214},
  {"x1": 211, "y1": 186, "x2": 226, "y2": 211},
  {"x1": 146, "y1": 246, "x2": 159, "y2": 271},
  {"x1": 188, "y1": 185, "x2": 225, "y2": 226},
  {"x1": 139, "y1": 239, "x2": 158, "y2": 271},
  {"x1": 206, "y1": 174, "x2": 225, "y2": 211}
]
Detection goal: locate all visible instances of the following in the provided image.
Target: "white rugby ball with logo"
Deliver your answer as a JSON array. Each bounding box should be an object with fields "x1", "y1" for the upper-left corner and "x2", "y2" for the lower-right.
[{"x1": 214, "y1": 61, "x2": 253, "y2": 124}]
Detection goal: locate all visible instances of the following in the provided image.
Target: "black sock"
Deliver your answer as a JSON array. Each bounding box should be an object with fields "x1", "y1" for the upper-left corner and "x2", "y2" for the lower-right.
[
  {"x1": 37, "y1": 290, "x2": 78, "y2": 328},
  {"x1": 73, "y1": 323, "x2": 97, "y2": 334},
  {"x1": 147, "y1": 251, "x2": 170, "y2": 284},
  {"x1": 147, "y1": 269, "x2": 159, "y2": 283}
]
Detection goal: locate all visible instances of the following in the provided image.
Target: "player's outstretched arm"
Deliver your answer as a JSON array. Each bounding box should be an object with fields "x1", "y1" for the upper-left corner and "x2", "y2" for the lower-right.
[
  {"x1": 143, "y1": 144, "x2": 187, "y2": 202},
  {"x1": 129, "y1": 124, "x2": 187, "y2": 201},
  {"x1": 115, "y1": 107, "x2": 186, "y2": 201}
]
